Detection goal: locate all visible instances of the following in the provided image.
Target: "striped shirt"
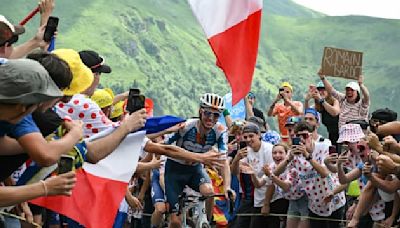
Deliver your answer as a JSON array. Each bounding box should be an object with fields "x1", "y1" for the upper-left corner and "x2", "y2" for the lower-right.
[{"x1": 331, "y1": 90, "x2": 369, "y2": 128}]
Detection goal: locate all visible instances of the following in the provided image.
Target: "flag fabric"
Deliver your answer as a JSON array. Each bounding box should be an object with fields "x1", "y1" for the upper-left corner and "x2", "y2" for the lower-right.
[
  {"x1": 140, "y1": 115, "x2": 185, "y2": 134},
  {"x1": 30, "y1": 131, "x2": 146, "y2": 228},
  {"x1": 188, "y1": 0, "x2": 263, "y2": 105}
]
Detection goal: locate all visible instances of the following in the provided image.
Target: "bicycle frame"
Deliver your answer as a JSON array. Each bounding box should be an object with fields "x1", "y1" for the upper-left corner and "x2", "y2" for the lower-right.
[{"x1": 177, "y1": 193, "x2": 227, "y2": 228}]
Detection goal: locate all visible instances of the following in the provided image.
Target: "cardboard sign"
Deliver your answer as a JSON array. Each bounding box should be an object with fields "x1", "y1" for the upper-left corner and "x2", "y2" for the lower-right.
[{"x1": 321, "y1": 47, "x2": 363, "y2": 80}]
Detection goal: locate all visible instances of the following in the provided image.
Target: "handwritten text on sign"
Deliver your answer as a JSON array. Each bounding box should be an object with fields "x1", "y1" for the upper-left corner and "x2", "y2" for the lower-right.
[{"x1": 321, "y1": 47, "x2": 363, "y2": 80}]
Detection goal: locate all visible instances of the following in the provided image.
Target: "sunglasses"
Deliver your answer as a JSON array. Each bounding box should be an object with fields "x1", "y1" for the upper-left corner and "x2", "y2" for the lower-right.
[
  {"x1": 317, "y1": 87, "x2": 325, "y2": 91},
  {"x1": 295, "y1": 133, "x2": 310, "y2": 139},
  {"x1": 202, "y1": 110, "x2": 220, "y2": 119},
  {"x1": 0, "y1": 35, "x2": 19, "y2": 47}
]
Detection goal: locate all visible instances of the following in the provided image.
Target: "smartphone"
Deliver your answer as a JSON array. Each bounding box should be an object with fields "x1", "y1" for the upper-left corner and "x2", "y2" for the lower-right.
[
  {"x1": 43, "y1": 16, "x2": 59, "y2": 42},
  {"x1": 126, "y1": 89, "x2": 145, "y2": 114},
  {"x1": 336, "y1": 144, "x2": 348, "y2": 155},
  {"x1": 228, "y1": 135, "x2": 235, "y2": 143},
  {"x1": 329, "y1": 145, "x2": 337, "y2": 154},
  {"x1": 292, "y1": 137, "x2": 301, "y2": 145},
  {"x1": 239, "y1": 141, "x2": 247, "y2": 150},
  {"x1": 57, "y1": 155, "x2": 74, "y2": 174}
]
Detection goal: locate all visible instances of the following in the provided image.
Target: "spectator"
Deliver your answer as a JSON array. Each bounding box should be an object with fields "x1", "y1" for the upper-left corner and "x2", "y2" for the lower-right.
[
  {"x1": 1, "y1": 0, "x2": 55, "y2": 59},
  {"x1": 318, "y1": 71, "x2": 370, "y2": 129},
  {"x1": 245, "y1": 91, "x2": 265, "y2": 122},
  {"x1": 369, "y1": 108, "x2": 399, "y2": 141},
  {"x1": 0, "y1": 15, "x2": 25, "y2": 58},
  {"x1": 0, "y1": 171, "x2": 76, "y2": 207},
  {"x1": 333, "y1": 124, "x2": 385, "y2": 228},
  {"x1": 231, "y1": 123, "x2": 273, "y2": 228},
  {"x1": 110, "y1": 100, "x2": 125, "y2": 122},
  {"x1": 284, "y1": 116, "x2": 302, "y2": 145},
  {"x1": 78, "y1": 50, "x2": 111, "y2": 96},
  {"x1": 52, "y1": 49, "x2": 115, "y2": 138},
  {"x1": 305, "y1": 81, "x2": 340, "y2": 145},
  {"x1": 250, "y1": 143, "x2": 290, "y2": 228},
  {"x1": 91, "y1": 88, "x2": 114, "y2": 118},
  {"x1": 247, "y1": 116, "x2": 280, "y2": 145},
  {"x1": 0, "y1": 58, "x2": 76, "y2": 206},
  {"x1": 268, "y1": 82, "x2": 303, "y2": 141}
]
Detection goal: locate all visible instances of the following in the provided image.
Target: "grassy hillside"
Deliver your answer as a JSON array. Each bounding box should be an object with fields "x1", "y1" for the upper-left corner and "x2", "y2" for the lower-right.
[{"x1": 2, "y1": 0, "x2": 400, "y2": 129}]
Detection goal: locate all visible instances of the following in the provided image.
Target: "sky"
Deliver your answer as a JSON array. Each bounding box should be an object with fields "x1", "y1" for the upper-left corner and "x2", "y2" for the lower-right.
[{"x1": 293, "y1": 0, "x2": 400, "y2": 19}]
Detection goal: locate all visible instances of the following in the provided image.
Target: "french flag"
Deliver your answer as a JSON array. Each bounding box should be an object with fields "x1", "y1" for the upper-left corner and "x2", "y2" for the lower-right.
[
  {"x1": 188, "y1": 0, "x2": 263, "y2": 105},
  {"x1": 30, "y1": 130, "x2": 146, "y2": 228}
]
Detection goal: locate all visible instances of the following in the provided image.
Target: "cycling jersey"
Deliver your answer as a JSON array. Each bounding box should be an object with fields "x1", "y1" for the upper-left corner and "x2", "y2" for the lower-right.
[{"x1": 165, "y1": 118, "x2": 228, "y2": 164}]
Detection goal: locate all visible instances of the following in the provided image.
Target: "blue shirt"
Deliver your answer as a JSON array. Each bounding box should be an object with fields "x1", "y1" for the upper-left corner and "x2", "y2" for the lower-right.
[{"x1": 0, "y1": 114, "x2": 40, "y2": 139}]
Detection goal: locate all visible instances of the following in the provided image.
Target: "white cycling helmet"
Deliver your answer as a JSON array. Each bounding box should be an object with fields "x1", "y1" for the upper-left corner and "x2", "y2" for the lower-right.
[{"x1": 200, "y1": 93, "x2": 225, "y2": 112}]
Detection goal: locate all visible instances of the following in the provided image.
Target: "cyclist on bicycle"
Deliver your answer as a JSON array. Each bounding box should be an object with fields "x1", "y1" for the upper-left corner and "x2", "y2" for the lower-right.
[{"x1": 164, "y1": 93, "x2": 235, "y2": 228}]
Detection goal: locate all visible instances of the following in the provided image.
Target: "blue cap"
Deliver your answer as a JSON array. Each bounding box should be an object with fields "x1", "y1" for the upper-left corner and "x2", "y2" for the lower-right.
[{"x1": 304, "y1": 108, "x2": 320, "y2": 122}]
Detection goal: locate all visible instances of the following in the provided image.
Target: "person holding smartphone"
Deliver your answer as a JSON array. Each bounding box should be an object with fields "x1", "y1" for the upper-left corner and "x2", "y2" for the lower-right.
[
  {"x1": 305, "y1": 82, "x2": 340, "y2": 145},
  {"x1": 230, "y1": 123, "x2": 273, "y2": 228},
  {"x1": 278, "y1": 120, "x2": 345, "y2": 228},
  {"x1": 267, "y1": 82, "x2": 303, "y2": 142},
  {"x1": 333, "y1": 124, "x2": 387, "y2": 228}
]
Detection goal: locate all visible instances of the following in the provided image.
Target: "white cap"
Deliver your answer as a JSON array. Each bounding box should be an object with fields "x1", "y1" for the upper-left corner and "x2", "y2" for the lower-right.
[{"x1": 345, "y1": 81, "x2": 360, "y2": 93}]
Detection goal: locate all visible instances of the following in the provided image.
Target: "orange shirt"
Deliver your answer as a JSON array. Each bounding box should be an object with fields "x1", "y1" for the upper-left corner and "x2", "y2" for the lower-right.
[{"x1": 272, "y1": 101, "x2": 303, "y2": 137}]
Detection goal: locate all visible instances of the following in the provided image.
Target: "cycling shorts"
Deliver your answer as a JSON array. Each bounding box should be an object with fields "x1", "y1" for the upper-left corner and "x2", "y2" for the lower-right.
[{"x1": 164, "y1": 159, "x2": 211, "y2": 213}]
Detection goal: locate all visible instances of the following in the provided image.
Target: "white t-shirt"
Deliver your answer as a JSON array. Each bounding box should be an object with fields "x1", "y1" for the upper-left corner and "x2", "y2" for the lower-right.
[
  {"x1": 241, "y1": 141, "x2": 273, "y2": 207},
  {"x1": 263, "y1": 163, "x2": 285, "y2": 203}
]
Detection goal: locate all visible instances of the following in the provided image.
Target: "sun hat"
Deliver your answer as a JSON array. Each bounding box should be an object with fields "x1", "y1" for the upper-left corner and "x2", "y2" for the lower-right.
[
  {"x1": 337, "y1": 124, "x2": 365, "y2": 143},
  {"x1": 91, "y1": 88, "x2": 114, "y2": 108},
  {"x1": 110, "y1": 100, "x2": 125, "y2": 119},
  {"x1": 52, "y1": 49, "x2": 94, "y2": 96},
  {"x1": 0, "y1": 58, "x2": 62, "y2": 104}
]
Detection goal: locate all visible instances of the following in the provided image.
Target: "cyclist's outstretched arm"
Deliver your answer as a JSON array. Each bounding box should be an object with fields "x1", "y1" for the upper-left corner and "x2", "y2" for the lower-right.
[{"x1": 144, "y1": 141, "x2": 223, "y2": 167}]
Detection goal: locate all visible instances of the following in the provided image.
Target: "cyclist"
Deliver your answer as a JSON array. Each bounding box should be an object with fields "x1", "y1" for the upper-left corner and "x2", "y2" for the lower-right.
[{"x1": 164, "y1": 93, "x2": 235, "y2": 228}]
